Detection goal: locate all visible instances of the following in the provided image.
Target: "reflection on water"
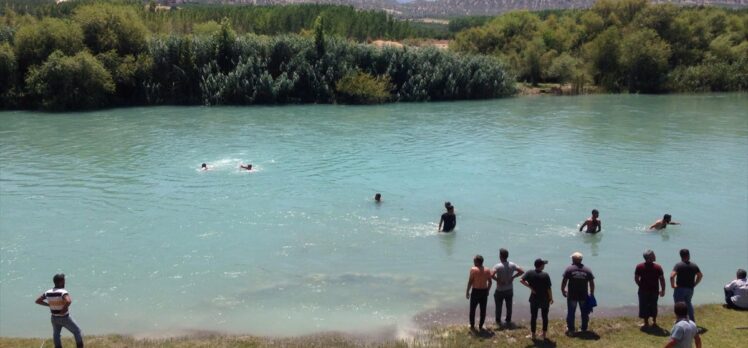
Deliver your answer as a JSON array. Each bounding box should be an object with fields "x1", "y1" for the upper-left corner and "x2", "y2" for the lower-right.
[{"x1": 1, "y1": 94, "x2": 747, "y2": 337}]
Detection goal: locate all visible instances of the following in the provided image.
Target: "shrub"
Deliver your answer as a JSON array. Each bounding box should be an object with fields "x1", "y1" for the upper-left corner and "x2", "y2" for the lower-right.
[
  {"x1": 25, "y1": 50, "x2": 115, "y2": 110},
  {"x1": 14, "y1": 18, "x2": 84, "y2": 73},
  {"x1": 335, "y1": 71, "x2": 392, "y2": 104}
]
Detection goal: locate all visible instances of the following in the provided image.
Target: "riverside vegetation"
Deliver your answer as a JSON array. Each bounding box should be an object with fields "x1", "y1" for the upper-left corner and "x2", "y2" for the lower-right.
[
  {"x1": 0, "y1": 305, "x2": 745, "y2": 347},
  {"x1": 0, "y1": 0, "x2": 746, "y2": 111},
  {"x1": 451, "y1": 0, "x2": 748, "y2": 94},
  {"x1": 0, "y1": 0, "x2": 514, "y2": 110}
]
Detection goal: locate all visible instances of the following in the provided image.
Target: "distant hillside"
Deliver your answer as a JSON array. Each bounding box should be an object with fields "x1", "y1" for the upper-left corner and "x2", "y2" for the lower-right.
[{"x1": 166, "y1": 0, "x2": 748, "y2": 18}]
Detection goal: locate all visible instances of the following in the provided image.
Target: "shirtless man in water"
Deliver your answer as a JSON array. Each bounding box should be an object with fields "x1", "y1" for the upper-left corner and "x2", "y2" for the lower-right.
[
  {"x1": 239, "y1": 164, "x2": 253, "y2": 171},
  {"x1": 579, "y1": 209, "x2": 601, "y2": 233},
  {"x1": 650, "y1": 214, "x2": 679, "y2": 230}
]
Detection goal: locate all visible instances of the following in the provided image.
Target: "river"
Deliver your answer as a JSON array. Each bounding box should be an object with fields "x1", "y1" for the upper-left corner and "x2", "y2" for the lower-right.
[{"x1": 1, "y1": 93, "x2": 746, "y2": 337}]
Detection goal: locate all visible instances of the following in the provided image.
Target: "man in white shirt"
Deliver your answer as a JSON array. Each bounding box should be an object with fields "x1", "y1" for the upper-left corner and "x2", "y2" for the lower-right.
[
  {"x1": 724, "y1": 268, "x2": 748, "y2": 309},
  {"x1": 664, "y1": 302, "x2": 701, "y2": 348},
  {"x1": 491, "y1": 248, "x2": 524, "y2": 328},
  {"x1": 36, "y1": 274, "x2": 84, "y2": 348}
]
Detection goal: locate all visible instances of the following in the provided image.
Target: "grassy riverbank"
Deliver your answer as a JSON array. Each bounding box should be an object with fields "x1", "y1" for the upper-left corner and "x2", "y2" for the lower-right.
[{"x1": 2, "y1": 304, "x2": 746, "y2": 347}]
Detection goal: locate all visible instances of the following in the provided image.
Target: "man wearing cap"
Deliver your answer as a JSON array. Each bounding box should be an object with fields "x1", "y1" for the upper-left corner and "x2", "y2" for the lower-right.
[
  {"x1": 35, "y1": 273, "x2": 84, "y2": 348},
  {"x1": 491, "y1": 248, "x2": 524, "y2": 328},
  {"x1": 670, "y1": 249, "x2": 702, "y2": 321},
  {"x1": 520, "y1": 258, "x2": 553, "y2": 340},
  {"x1": 561, "y1": 251, "x2": 595, "y2": 335}
]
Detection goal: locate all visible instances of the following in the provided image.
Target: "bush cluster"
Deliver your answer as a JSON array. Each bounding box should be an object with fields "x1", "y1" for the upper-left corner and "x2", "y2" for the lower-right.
[
  {"x1": 451, "y1": 0, "x2": 748, "y2": 93},
  {"x1": 0, "y1": 1, "x2": 514, "y2": 111}
]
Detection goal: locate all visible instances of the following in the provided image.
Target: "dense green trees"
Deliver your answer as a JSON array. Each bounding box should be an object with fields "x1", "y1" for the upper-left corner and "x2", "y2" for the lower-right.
[
  {"x1": 25, "y1": 50, "x2": 114, "y2": 110},
  {"x1": 0, "y1": 2, "x2": 513, "y2": 110},
  {"x1": 452, "y1": 0, "x2": 748, "y2": 93}
]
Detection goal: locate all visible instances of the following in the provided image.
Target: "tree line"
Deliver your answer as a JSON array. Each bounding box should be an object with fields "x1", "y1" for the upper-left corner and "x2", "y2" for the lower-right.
[
  {"x1": 0, "y1": 1, "x2": 514, "y2": 110},
  {"x1": 451, "y1": 0, "x2": 748, "y2": 93}
]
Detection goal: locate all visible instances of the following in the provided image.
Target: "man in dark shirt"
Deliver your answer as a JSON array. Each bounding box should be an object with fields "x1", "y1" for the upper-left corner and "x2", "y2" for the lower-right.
[
  {"x1": 438, "y1": 205, "x2": 456, "y2": 232},
  {"x1": 561, "y1": 251, "x2": 595, "y2": 335},
  {"x1": 520, "y1": 258, "x2": 553, "y2": 341},
  {"x1": 635, "y1": 249, "x2": 665, "y2": 327},
  {"x1": 670, "y1": 249, "x2": 702, "y2": 321}
]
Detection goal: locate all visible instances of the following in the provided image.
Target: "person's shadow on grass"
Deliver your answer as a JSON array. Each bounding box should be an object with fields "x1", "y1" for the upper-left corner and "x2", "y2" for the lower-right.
[
  {"x1": 525, "y1": 338, "x2": 557, "y2": 348},
  {"x1": 574, "y1": 330, "x2": 601, "y2": 340},
  {"x1": 640, "y1": 325, "x2": 669, "y2": 337},
  {"x1": 470, "y1": 328, "x2": 495, "y2": 339}
]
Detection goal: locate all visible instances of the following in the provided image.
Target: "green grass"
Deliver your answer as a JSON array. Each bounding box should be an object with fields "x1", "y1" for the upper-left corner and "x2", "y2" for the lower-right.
[{"x1": 2, "y1": 304, "x2": 746, "y2": 347}]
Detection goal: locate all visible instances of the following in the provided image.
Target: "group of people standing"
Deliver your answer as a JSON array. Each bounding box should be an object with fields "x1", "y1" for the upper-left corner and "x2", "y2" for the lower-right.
[{"x1": 464, "y1": 247, "x2": 747, "y2": 346}]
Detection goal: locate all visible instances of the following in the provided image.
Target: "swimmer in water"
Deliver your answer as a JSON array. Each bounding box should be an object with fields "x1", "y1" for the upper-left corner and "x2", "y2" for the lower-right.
[
  {"x1": 240, "y1": 164, "x2": 253, "y2": 171},
  {"x1": 201, "y1": 163, "x2": 208, "y2": 170},
  {"x1": 650, "y1": 214, "x2": 679, "y2": 230},
  {"x1": 374, "y1": 193, "x2": 382, "y2": 203},
  {"x1": 439, "y1": 204, "x2": 456, "y2": 232},
  {"x1": 579, "y1": 209, "x2": 601, "y2": 234}
]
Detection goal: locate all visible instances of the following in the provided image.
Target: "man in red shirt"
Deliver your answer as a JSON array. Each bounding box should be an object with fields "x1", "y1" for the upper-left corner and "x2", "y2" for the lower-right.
[{"x1": 635, "y1": 250, "x2": 666, "y2": 327}]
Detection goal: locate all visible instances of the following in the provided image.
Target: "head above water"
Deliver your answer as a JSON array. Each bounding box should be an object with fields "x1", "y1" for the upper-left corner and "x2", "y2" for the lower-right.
[
  {"x1": 592, "y1": 209, "x2": 599, "y2": 217},
  {"x1": 53, "y1": 273, "x2": 65, "y2": 288},
  {"x1": 201, "y1": 163, "x2": 207, "y2": 168},
  {"x1": 444, "y1": 201, "x2": 452, "y2": 209},
  {"x1": 374, "y1": 193, "x2": 381, "y2": 202},
  {"x1": 473, "y1": 254, "x2": 484, "y2": 267},
  {"x1": 499, "y1": 248, "x2": 509, "y2": 261},
  {"x1": 663, "y1": 214, "x2": 672, "y2": 223},
  {"x1": 737, "y1": 269, "x2": 747, "y2": 279},
  {"x1": 643, "y1": 249, "x2": 656, "y2": 262}
]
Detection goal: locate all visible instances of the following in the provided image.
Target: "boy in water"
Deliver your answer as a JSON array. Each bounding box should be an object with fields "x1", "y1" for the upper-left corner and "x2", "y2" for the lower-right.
[
  {"x1": 374, "y1": 193, "x2": 382, "y2": 203},
  {"x1": 201, "y1": 163, "x2": 208, "y2": 170},
  {"x1": 579, "y1": 209, "x2": 601, "y2": 233},
  {"x1": 650, "y1": 214, "x2": 679, "y2": 230},
  {"x1": 439, "y1": 204, "x2": 456, "y2": 232},
  {"x1": 240, "y1": 164, "x2": 253, "y2": 171}
]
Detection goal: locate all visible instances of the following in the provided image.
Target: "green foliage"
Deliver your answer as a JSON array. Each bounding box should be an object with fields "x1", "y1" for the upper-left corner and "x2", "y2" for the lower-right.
[
  {"x1": 451, "y1": 1, "x2": 748, "y2": 93},
  {"x1": 335, "y1": 71, "x2": 392, "y2": 104},
  {"x1": 0, "y1": 42, "x2": 16, "y2": 105},
  {"x1": 14, "y1": 17, "x2": 84, "y2": 73},
  {"x1": 73, "y1": 3, "x2": 148, "y2": 56},
  {"x1": 25, "y1": 50, "x2": 114, "y2": 110},
  {"x1": 619, "y1": 28, "x2": 671, "y2": 93}
]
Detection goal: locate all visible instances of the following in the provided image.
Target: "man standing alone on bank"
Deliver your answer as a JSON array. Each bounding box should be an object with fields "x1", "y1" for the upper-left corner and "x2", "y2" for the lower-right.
[
  {"x1": 35, "y1": 274, "x2": 84, "y2": 348},
  {"x1": 561, "y1": 252, "x2": 595, "y2": 336},
  {"x1": 635, "y1": 250, "x2": 666, "y2": 327},
  {"x1": 492, "y1": 248, "x2": 524, "y2": 328},
  {"x1": 466, "y1": 254, "x2": 492, "y2": 332},
  {"x1": 671, "y1": 249, "x2": 702, "y2": 322}
]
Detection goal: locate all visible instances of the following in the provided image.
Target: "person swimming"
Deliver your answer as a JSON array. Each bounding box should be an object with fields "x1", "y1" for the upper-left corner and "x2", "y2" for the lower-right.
[
  {"x1": 240, "y1": 164, "x2": 253, "y2": 171},
  {"x1": 579, "y1": 209, "x2": 601, "y2": 233},
  {"x1": 201, "y1": 163, "x2": 208, "y2": 170},
  {"x1": 650, "y1": 214, "x2": 679, "y2": 230},
  {"x1": 374, "y1": 193, "x2": 382, "y2": 203}
]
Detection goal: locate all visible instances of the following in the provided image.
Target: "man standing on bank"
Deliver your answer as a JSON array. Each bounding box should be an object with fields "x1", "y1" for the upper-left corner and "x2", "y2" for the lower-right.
[
  {"x1": 466, "y1": 254, "x2": 492, "y2": 332},
  {"x1": 635, "y1": 249, "x2": 666, "y2": 327},
  {"x1": 520, "y1": 258, "x2": 553, "y2": 341},
  {"x1": 491, "y1": 248, "x2": 524, "y2": 328},
  {"x1": 35, "y1": 273, "x2": 84, "y2": 348},
  {"x1": 671, "y1": 249, "x2": 702, "y2": 322},
  {"x1": 561, "y1": 251, "x2": 595, "y2": 336}
]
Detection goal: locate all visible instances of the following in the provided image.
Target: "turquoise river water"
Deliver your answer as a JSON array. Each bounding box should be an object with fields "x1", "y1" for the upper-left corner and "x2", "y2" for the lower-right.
[{"x1": 1, "y1": 94, "x2": 747, "y2": 337}]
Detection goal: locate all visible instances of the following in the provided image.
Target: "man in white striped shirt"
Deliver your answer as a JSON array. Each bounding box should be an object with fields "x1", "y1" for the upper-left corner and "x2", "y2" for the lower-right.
[{"x1": 35, "y1": 274, "x2": 83, "y2": 348}]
